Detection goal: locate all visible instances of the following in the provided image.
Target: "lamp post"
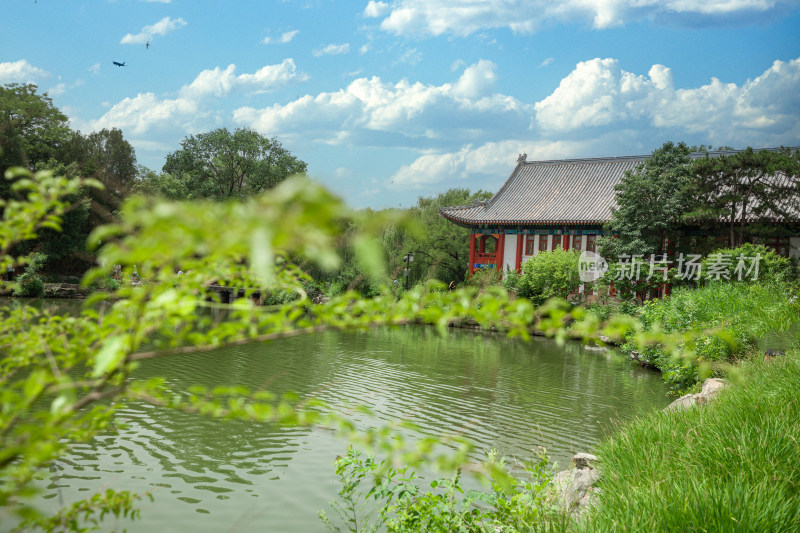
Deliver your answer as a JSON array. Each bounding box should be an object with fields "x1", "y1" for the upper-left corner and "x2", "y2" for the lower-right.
[{"x1": 403, "y1": 252, "x2": 414, "y2": 290}]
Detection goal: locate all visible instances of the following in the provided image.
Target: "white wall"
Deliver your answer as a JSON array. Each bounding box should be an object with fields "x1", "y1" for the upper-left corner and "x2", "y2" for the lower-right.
[{"x1": 503, "y1": 235, "x2": 518, "y2": 272}]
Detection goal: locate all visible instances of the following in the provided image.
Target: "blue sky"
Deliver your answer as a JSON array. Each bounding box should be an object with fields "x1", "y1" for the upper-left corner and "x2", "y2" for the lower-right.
[{"x1": 3, "y1": 0, "x2": 800, "y2": 208}]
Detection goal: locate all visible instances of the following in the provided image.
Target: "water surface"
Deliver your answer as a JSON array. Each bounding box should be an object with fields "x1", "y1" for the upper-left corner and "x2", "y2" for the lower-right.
[{"x1": 17, "y1": 326, "x2": 669, "y2": 532}]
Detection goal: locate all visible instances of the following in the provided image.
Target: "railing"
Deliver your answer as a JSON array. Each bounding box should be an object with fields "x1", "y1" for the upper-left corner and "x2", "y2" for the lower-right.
[{"x1": 475, "y1": 252, "x2": 496, "y2": 262}]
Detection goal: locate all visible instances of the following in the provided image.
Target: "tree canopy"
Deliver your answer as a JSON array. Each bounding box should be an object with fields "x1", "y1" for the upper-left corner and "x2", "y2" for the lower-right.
[
  {"x1": 689, "y1": 147, "x2": 800, "y2": 247},
  {"x1": 0, "y1": 83, "x2": 71, "y2": 170},
  {"x1": 161, "y1": 127, "x2": 307, "y2": 201},
  {"x1": 600, "y1": 141, "x2": 695, "y2": 259}
]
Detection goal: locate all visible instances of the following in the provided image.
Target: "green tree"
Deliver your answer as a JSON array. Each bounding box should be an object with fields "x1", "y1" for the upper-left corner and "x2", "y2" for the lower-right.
[
  {"x1": 600, "y1": 141, "x2": 695, "y2": 261},
  {"x1": 162, "y1": 127, "x2": 307, "y2": 201},
  {"x1": 689, "y1": 147, "x2": 800, "y2": 247},
  {"x1": 517, "y1": 247, "x2": 580, "y2": 306},
  {"x1": 0, "y1": 83, "x2": 72, "y2": 171},
  {"x1": 382, "y1": 188, "x2": 491, "y2": 286}
]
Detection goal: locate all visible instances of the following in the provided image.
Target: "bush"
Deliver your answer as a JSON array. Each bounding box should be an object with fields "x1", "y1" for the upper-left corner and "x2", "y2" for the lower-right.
[
  {"x1": 501, "y1": 266, "x2": 521, "y2": 293},
  {"x1": 12, "y1": 253, "x2": 47, "y2": 298},
  {"x1": 623, "y1": 281, "x2": 797, "y2": 394},
  {"x1": 517, "y1": 248, "x2": 580, "y2": 306},
  {"x1": 466, "y1": 267, "x2": 502, "y2": 290},
  {"x1": 700, "y1": 243, "x2": 798, "y2": 286}
]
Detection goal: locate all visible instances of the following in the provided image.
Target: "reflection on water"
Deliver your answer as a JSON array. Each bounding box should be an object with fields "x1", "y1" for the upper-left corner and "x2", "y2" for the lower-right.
[{"x1": 19, "y1": 326, "x2": 669, "y2": 533}]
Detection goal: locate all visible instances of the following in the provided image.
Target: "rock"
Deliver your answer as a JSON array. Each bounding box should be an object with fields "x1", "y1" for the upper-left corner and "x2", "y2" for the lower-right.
[
  {"x1": 553, "y1": 453, "x2": 601, "y2": 515},
  {"x1": 664, "y1": 393, "x2": 699, "y2": 411},
  {"x1": 664, "y1": 378, "x2": 728, "y2": 411},
  {"x1": 698, "y1": 378, "x2": 728, "y2": 404},
  {"x1": 572, "y1": 452, "x2": 598, "y2": 470}
]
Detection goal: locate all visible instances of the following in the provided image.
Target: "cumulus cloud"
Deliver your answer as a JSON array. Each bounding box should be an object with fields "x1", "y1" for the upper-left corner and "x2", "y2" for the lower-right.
[
  {"x1": 264, "y1": 30, "x2": 299, "y2": 44},
  {"x1": 233, "y1": 60, "x2": 532, "y2": 146},
  {"x1": 372, "y1": 0, "x2": 793, "y2": 37},
  {"x1": 386, "y1": 55, "x2": 800, "y2": 189},
  {"x1": 533, "y1": 56, "x2": 800, "y2": 147},
  {"x1": 0, "y1": 60, "x2": 49, "y2": 84},
  {"x1": 121, "y1": 16, "x2": 187, "y2": 45},
  {"x1": 181, "y1": 59, "x2": 307, "y2": 98},
  {"x1": 388, "y1": 139, "x2": 598, "y2": 188},
  {"x1": 313, "y1": 43, "x2": 351, "y2": 57},
  {"x1": 89, "y1": 60, "x2": 306, "y2": 135},
  {"x1": 363, "y1": 1, "x2": 391, "y2": 17}
]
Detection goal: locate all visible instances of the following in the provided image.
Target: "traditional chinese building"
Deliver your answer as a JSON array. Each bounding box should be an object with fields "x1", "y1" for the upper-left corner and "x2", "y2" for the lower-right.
[{"x1": 440, "y1": 150, "x2": 800, "y2": 276}]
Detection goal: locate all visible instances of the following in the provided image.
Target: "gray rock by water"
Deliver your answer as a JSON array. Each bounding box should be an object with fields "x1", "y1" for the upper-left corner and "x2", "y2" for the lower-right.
[{"x1": 664, "y1": 378, "x2": 729, "y2": 411}]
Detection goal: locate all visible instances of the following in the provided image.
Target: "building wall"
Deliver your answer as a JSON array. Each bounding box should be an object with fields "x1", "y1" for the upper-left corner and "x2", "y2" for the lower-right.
[{"x1": 503, "y1": 234, "x2": 519, "y2": 272}]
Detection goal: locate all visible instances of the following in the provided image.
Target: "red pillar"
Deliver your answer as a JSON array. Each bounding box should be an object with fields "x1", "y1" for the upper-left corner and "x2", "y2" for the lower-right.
[
  {"x1": 468, "y1": 233, "x2": 476, "y2": 276},
  {"x1": 515, "y1": 234, "x2": 524, "y2": 273},
  {"x1": 562, "y1": 234, "x2": 570, "y2": 250},
  {"x1": 496, "y1": 234, "x2": 505, "y2": 275}
]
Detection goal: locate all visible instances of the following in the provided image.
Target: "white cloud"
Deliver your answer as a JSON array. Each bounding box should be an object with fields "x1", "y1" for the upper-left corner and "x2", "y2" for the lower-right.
[
  {"x1": 88, "y1": 60, "x2": 307, "y2": 135},
  {"x1": 121, "y1": 16, "x2": 187, "y2": 45},
  {"x1": 386, "y1": 55, "x2": 800, "y2": 190},
  {"x1": 233, "y1": 60, "x2": 532, "y2": 146},
  {"x1": 395, "y1": 48, "x2": 422, "y2": 66},
  {"x1": 0, "y1": 60, "x2": 49, "y2": 84},
  {"x1": 373, "y1": 0, "x2": 793, "y2": 37},
  {"x1": 181, "y1": 60, "x2": 307, "y2": 98},
  {"x1": 388, "y1": 139, "x2": 597, "y2": 188},
  {"x1": 363, "y1": 1, "x2": 391, "y2": 17},
  {"x1": 533, "y1": 56, "x2": 800, "y2": 147},
  {"x1": 141, "y1": 0, "x2": 171, "y2": 3},
  {"x1": 313, "y1": 43, "x2": 351, "y2": 57},
  {"x1": 264, "y1": 30, "x2": 299, "y2": 44},
  {"x1": 539, "y1": 57, "x2": 554, "y2": 68},
  {"x1": 89, "y1": 63, "x2": 101, "y2": 75},
  {"x1": 89, "y1": 92, "x2": 200, "y2": 135},
  {"x1": 359, "y1": 44, "x2": 370, "y2": 55}
]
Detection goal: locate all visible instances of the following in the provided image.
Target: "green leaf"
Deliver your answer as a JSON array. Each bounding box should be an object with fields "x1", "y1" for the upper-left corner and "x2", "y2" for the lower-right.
[{"x1": 92, "y1": 336, "x2": 129, "y2": 377}]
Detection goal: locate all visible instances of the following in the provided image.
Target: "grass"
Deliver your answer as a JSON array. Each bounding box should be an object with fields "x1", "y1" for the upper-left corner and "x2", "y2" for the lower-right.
[
  {"x1": 621, "y1": 281, "x2": 799, "y2": 394},
  {"x1": 580, "y1": 352, "x2": 800, "y2": 532}
]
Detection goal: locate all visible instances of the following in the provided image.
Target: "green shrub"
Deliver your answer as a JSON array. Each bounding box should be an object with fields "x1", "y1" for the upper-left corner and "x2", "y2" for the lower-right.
[
  {"x1": 321, "y1": 446, "x2": 565, "y2": 533},
  {"x1": 12, "y1": 253, "x2": 47, "y2": 298},
  {"x1": 467, "y1": 267, "x2": 502, "y2": 289},
  {"x1": 517, "y1": 248, "x2": 580, "y2": 306},
  {"x1": 623, "y1": 281, "x2": 797, "y2": 394},
  {"x1": 502, "y1": 266, "x2": 521, "y2": 293},
  {"x1": 700, "y1": 242, "x2": 798, "y2": 286}
]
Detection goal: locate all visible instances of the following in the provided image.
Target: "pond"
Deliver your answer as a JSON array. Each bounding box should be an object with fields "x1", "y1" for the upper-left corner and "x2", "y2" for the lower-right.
[{"x1": 17, "y1": 324, "x2": 669, "y2": 532}]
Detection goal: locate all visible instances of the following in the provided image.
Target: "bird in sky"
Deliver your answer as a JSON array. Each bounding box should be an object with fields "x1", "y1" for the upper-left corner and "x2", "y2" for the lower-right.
[
  {"x1": 113, "y1": 61, "x2": 126, "y2": 67},
  {"x1": 146, "y1": 41, "x2": 150, "y2": 50}
]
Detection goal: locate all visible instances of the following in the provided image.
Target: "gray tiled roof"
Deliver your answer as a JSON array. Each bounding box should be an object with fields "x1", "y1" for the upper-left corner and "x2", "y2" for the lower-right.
[
  {"x1": 441, "y1": 148, "x2": 800, "y2": 227},
  {"x1": 440, "y1": 154, "x2": 646, "y2": 227}
]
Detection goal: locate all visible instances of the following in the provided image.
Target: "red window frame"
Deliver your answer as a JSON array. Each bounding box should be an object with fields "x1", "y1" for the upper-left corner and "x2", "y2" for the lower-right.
[
  {"x1": 538, "y1": 235, "x2": 549, "y2": 253},
  {"x1": 585, "y1": 235, "x2": 597, "y2": 253}
]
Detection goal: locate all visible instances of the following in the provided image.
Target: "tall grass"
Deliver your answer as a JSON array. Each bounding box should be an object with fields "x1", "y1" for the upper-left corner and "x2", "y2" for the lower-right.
[
  {"x1": 626, "y1": 281, "x2": 799, "y2": 393},
  {"x1": 581, "y1": 353, "x2": 800, "y2": 531}
]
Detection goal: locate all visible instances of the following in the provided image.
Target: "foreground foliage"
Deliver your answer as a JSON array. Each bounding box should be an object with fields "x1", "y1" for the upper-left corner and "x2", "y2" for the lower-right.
[
  {"x1": 0, "y1": 168, "x2": 545, "y2": 531},
  {"x1": 321, "y1": 447, "x2": 566, "y2": 533}
]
